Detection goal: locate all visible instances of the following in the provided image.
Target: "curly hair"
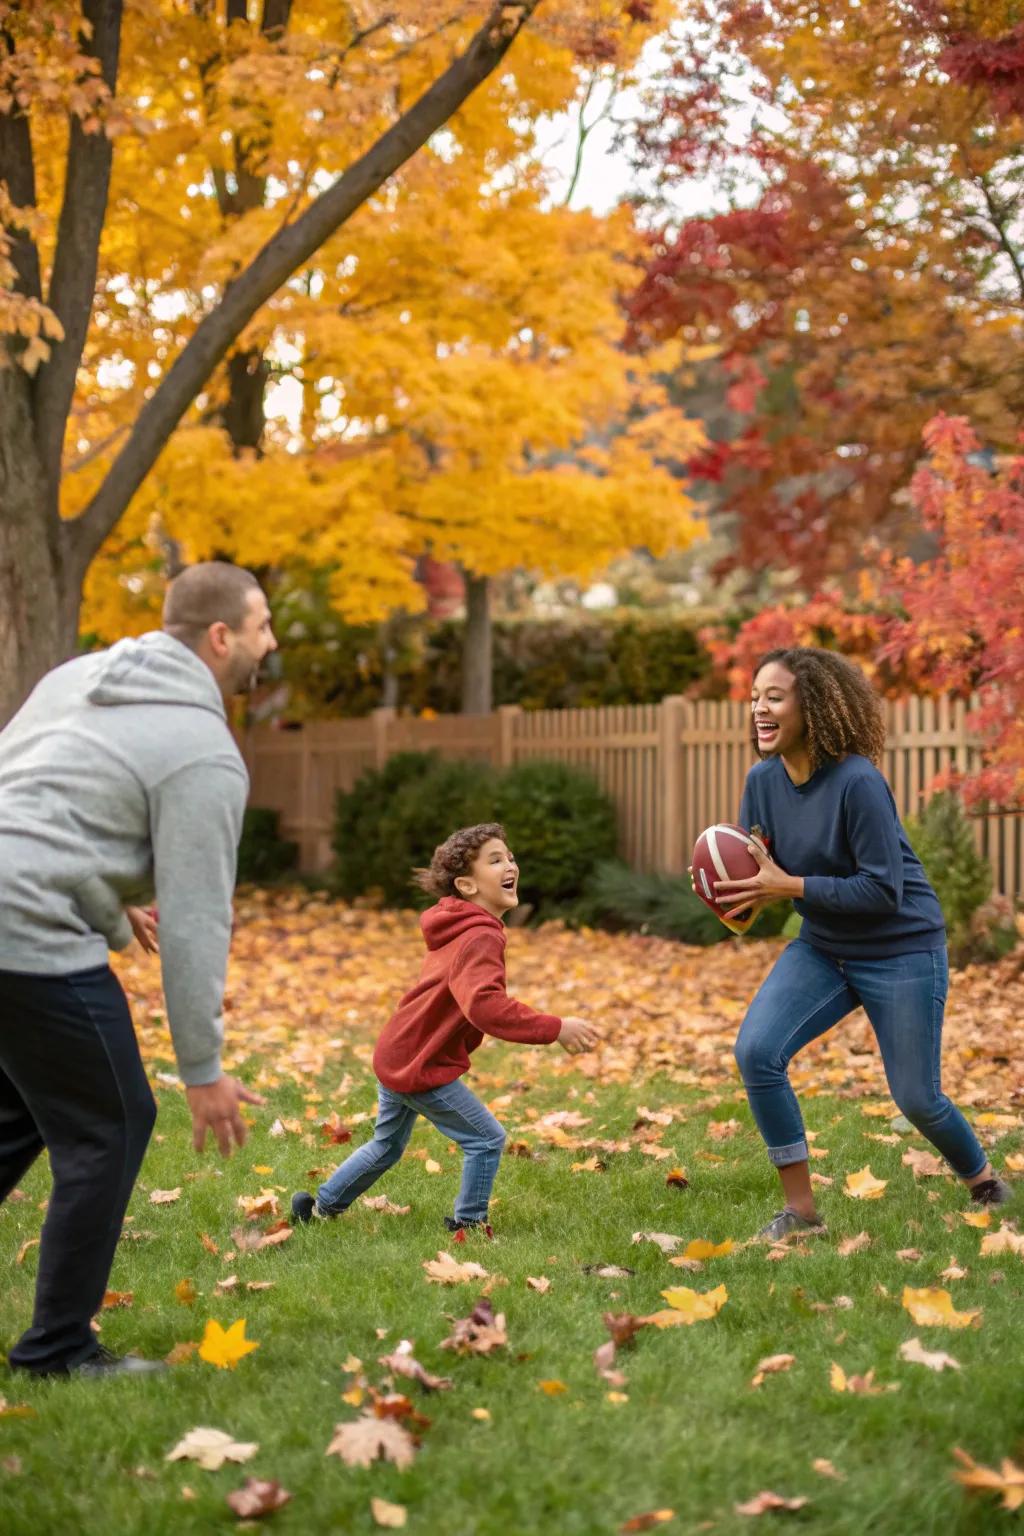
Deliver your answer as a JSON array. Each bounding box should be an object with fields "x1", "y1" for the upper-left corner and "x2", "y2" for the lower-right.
[
  {"x1": 752, "y1": 647, "x2": 886, "y2": 768},
  {"x1": 413, "y1": 823, "x2": 508, "y2": 899}
]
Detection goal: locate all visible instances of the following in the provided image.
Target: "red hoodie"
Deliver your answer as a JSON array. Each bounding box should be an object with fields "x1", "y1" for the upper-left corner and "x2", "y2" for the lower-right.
[{"x1": 372, "y1": 897, "x2": 562, "y2": 1094}]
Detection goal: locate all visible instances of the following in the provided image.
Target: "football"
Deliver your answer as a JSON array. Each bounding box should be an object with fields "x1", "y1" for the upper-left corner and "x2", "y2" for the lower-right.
[{"x1": 691, "y1": 823, "x2": 768, "y2": 935}]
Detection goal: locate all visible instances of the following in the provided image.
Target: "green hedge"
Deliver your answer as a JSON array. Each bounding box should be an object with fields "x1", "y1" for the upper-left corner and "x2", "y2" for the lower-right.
[
  {"x1": 271, "y1": 576, "x2": 710, "y2": 717},
  {"x1": 236, "y1": 808, "x2": 299, "y2": 884},
  {"x1": 905, "y1": 792, "x2": 1017, "y2": 966},
  {"x1": 569, "y1": 861, "x2": 793, "y2": 946},
  {"x1": 332, "y1": 753, "x2": 618, "y2": 912}
]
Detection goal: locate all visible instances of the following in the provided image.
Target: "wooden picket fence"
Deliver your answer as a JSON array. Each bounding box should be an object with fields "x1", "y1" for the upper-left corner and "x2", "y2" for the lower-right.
[{"x1": 239, "y1": 695, "x2": 1024, "y2": 901}]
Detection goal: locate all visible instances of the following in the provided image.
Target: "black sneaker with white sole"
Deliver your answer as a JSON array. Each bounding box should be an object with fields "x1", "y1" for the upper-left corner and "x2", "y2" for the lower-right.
[
  {"x1": 754, "y1": 1207, "x2": 827, "y2": 1243},
  {"x1": 969, "y1": 1176, "x2": 1013, "y2": 1206}
]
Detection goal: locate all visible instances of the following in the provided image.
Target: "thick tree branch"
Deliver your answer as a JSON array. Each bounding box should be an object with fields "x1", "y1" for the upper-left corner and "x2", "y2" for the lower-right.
[
  {"x1": 0, "y1": 28, "x2": 42, "y2": 302},
  {"x1": 70, "y1": 1, "x2": 543, "y2": 566},
  {"x1": 33, "y1": 0, "x2": 123, "y2": 498}
]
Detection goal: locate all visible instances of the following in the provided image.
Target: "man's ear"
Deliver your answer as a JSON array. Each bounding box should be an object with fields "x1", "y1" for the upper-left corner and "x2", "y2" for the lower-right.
[{"x1": 453, "y1": 875, "x2": 476, "y2": 899}]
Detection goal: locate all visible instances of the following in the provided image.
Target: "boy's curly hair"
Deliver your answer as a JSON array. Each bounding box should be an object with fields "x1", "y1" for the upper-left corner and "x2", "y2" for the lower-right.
[
  {"x1": 413, "y1": 823, "x2": 508, "y2": 899},
  {"x1": 753, "y1": 647, "x2": 886, "y2": 769}
]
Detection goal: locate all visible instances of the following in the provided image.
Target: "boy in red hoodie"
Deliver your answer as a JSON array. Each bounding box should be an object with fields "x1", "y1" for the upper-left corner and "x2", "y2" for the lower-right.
[{"x1": 291, "y1": 823, "x2": 597, "y2": 1231}]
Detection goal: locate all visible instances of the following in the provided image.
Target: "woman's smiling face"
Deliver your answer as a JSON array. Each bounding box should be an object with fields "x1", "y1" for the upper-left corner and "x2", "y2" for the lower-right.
[{"x1": 751, "y1": 661, "x2": 806, "y2": 759}]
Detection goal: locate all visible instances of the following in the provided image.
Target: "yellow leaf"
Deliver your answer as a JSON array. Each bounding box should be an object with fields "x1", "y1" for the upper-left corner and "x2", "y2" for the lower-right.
[
  {"x1": 952, "y1": 1447, "x2": 1024, "y2": 1512},
  {"x1": 175, "y1": 1278, "x2": 198, "y2": 1305},
  {"x1": 682, "y1": 1238, "x2": 734, "y2": 1261},
  {"x1": 901, "y1": 1287, "x2": 981, "y2": 1330},
  {"x1": 538, "y1": 1380, "x2": 568, "y2": 1395},
  {"x1": 341, "y1": 1386, "x2": 365, "y2": 1407},
  {"x1": 657, "y1": 1284, "x2": 728, "y2": 1323},
  {"x1": 605, "y1": 1391, "x2": 629, "y2": 1404},
  {"x1": 197, "y1": 1317, "x2": 260, "y2": 1369},
  {"x1": 471, "y1": 1407, "x2": 491, "y2": 1421},
  {"x1": 424, "y1": 1158, "x2": 442, "y2": 1175},
  {"x1": 370, "y1": 1497, "x2": 408, "y2": 1528},
  {"x1": 961, "y1": 1210, "x2": 991, "y2": 1228},
  {"x1": 844, "y1": 1165, "x2": 888, "y2": 1199}
]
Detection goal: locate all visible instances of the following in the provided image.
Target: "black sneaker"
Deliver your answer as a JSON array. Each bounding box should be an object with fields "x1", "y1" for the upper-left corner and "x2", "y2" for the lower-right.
[
  {"x1": 754, "y1": 1207, "x2": 827, "y2": 1243},
  {"x1": 291, "y1": 1191, "x2": 319, "y2": 1224},
  {"x1": 73, "y1": 1345, "x2": 167, "y2": 1378},
  {"x1": 443, "y1": 1216, "x2": 493, "y2": 1238},
  {"x1": 969, "y1": 1177, "x2": 1013, "y2": 1206}
]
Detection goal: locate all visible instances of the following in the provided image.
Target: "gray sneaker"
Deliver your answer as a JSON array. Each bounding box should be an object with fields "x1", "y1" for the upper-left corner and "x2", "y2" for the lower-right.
[{"x1": 754, "y1": 1207, "x2": 827, "y2": 1243}]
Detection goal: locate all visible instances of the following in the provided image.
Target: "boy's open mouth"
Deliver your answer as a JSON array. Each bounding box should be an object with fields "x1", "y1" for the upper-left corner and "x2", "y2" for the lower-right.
[{"x1": 501, "y1": 874, "x2": 517, "y2": 892}]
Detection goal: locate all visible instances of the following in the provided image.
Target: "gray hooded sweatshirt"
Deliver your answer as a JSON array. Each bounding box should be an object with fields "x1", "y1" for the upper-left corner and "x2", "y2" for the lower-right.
[{"x1": 0, "y1": 632, "x2": 248, "y2": 1086}]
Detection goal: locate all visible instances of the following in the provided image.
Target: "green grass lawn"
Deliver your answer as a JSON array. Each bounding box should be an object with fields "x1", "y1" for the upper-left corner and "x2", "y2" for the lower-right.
[{"x1": 2, "y1": 1063, "x2": 1021, "y2": 1536}]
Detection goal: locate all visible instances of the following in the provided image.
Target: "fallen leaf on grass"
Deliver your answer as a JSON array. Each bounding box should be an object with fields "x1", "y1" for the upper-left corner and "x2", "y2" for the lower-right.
[
  {"x1": 647, "y1": 1284, "x2": 728, "y2": 1326},
  {"x1": 0, "y1": 1399, "x2": 36, "y2": 1419},
  {"x1": 902, "y1": 1148, "x2": 946, "y2": 1178},
  {"x1": 198, "y1": 1318, "x2": 260, "y2": 1369},
  {"x1": 751, "y1": 1354, "x2": 795, "y2": 1388},
  {"x1": 174, "y1": 1278, "x2": 198, "y2": 1305},
  {"x1": 899, "y1": 1337, "x2": 961, "y2": 1372},
  {"x1": 378, "y1": 1341, "x2": 453, "y2": 1392},
  {"x1": 326, "y1": 1416, "x2": 416, "y2": 1471},
  {"x1": 707, "y1": 1118, "x2": 740, "y2": 1142},
  {"x1": 230, "y1": 1224, "x2": 292, "y2": 1254},
  {"x1": 439, "y1": 1297, "x2": 508, "y2": 1355},
  {"x1": 166, "y1": 1428, "x2": 259, "y2": 1472},
  {"x1": 199, "y1": 1233, "x2": 219, "y2": 1256},
  {"x1": 582, "y1": 1264, "x2": 635, "y2": 1279},
  {"x1": 979, "y1": 1225, "x2": 1024, "y2": 1257},
  {"x1": 539, "y1": 1380, "x2": 568, "y2": 1395},
  {"x1": 620, "y1": 1511, "x2": 675, "y2": 1532},
  {"x1": 845, "y1": 1166, "x2": 888, "y2": 1200},
  {"x1": 1005, "y1": 1153, "x2": 1024, "y2": 1173},
  {"x1": 665, "y1": 1167, "x2": 689, "y2": 1190},
  {"x1": 830, "y1": 1363, "x2": 899, "y2": 1396},
  {"x1": 526, "y1": 1276, "x2": 551, "y2": 1293},
  {"x1": 735, "y1": 1491, "x2": 809, "y2": 1516},
  {"x1": 226, "y1": 1478, "x2": 291, "y2": 1519},
  {"x1": 363, "y1": 1197, "x2": 411, "y2": 1215},
  {"x1": 149, "y1": 1188, "x2": 181, "y2": 1205},
  {"x1": 961, "y1": 1210, "x2": 991, "y2": 1229},
  {"x1": 571, "y1": 1156, "x2": 606, "y2": 1174},
  {"x1": 952, "y1": 1447, "x2": 1024, "y2": 1512},
  {"x1": 215, "y1": 1276, "x2": 239, "y2": 1295},
  {"x1": 236, "y1": 1192, "x2": 280, "y2": 1221},
  {"x1": 165, "y1": 1341, "x2": 199, "y2": 1365},
  {"x1": 423, "y1": 1252, "x2": 489, "y2": 1285},
  {"x1": 246, "y1": 1280, "x2": 275, "y2": 1293},
  {"x1": 902, "y1": 1287, "x2": 981, "y2": 1329},
  {"x1": 102, "y1": 1290, "x2": 133, "y2": 1309},
  {"x1": 370, "y1": 1497, "x2": 408, "y2": 1528},
  {"x1": 682, "y1": 1238, "x2": 734, "y2": 1260},
  {"x1": 811, "y1": 1459, "x2": 844, "y2": 1481},
  {"x1": 632, "y1": 1231, "x2": 682, "y2": 1254},
  {"x1": 424, "y1": 1158, "x2": 442, "y2": 1174},
  {"x1": 15, "y1": 1238, "x2": 40, "y2": 1265},
  {"x1": 973, "y1": 1112, "x2": 1021, "y2": 1131},
  {"x1": 896, "y1": 1249, "x2": 923, "y2": 1263},
  {"x1": 837, "y1": 1232, "x2": 872, "y2": 1256},
  {"x1": 940, "y1": 1259, "x2": 968, "y2": 1281}
]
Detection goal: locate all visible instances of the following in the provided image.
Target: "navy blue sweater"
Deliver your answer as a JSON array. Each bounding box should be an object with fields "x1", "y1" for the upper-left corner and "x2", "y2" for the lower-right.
[{"x1": 739, "y1": 754, "x2": 945, "y2": 959}]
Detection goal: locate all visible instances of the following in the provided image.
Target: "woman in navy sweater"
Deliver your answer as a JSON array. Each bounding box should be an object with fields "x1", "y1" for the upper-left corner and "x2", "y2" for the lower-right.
[{"x1": 714, "y1": 647, "x2": 1011, "y2": 1242}]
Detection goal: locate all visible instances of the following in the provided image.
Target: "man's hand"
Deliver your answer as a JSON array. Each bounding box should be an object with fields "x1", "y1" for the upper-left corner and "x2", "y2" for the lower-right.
[
  {"x1": 186, "y1": 1075, "x2": 266, "y2": 1156},
  {"x1": 558, "y1": 1016, "x2": 599, "y2": 1056},
  {"x1": 126, "y1": 905, "x2": 159, "y2": 954}
]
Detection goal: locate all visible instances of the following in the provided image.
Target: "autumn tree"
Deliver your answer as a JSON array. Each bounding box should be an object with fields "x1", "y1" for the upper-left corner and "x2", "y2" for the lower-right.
[
  {"x1": 0, "y1": 0, "x2": 676, "y2": 723},
  {"x1": 623, "y1": 0, "x2": 1024, "y2": 585}
]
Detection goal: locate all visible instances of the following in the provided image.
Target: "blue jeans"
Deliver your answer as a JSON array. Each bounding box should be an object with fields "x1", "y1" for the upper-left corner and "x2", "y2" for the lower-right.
[
  {"x1": 317, "y1": 1079, "x2": 506, "y2": 1224},
  {"x1": 734, "y1": 941, "x2": 987, "y2": 1180}
]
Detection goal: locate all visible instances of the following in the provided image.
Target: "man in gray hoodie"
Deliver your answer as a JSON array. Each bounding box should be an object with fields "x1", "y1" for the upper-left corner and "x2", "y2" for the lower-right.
[{"x1": 0, "y1": 561, "x2": 277, "y2": 1377}]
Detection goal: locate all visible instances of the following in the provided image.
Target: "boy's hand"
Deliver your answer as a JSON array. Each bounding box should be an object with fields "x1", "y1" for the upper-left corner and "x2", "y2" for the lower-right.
[
  {"x1": 186, "y1": 1075, "x2": 266, "y2": 1156},
  {"x1": 558, "y1": 1016, "x2": 598, "y2": 1055}
]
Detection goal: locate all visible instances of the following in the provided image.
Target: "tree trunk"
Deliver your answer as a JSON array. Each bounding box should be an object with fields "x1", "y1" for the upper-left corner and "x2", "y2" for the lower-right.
[
  {"x1": 0, "y1": 367, "x2": 77, "y2": 722},
  {"x1": 460, "y1": 571, "x2": 493, "y2": 715}
]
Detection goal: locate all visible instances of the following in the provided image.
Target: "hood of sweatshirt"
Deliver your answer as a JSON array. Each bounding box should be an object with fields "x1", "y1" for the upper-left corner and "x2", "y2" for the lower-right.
[
  {"x1": 420, "y1": 896, "x2": 505, "y2": 950},
  {"x1": 87, "y1": 631, "x2": 226, "y2": 717}
]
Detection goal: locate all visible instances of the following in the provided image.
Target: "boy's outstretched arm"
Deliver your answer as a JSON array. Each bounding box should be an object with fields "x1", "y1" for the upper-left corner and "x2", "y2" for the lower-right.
[{"x1": 449, "y1": 932, "x2": 597, "y2": 1052}]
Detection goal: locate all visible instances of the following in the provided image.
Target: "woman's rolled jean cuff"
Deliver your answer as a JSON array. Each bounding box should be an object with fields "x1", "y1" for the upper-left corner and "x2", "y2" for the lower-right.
[{"x1": 767, "y1": 1139, "x2": 809, "y2": 1168}]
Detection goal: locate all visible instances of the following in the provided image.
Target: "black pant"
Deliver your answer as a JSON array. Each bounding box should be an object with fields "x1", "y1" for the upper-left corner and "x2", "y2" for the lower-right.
[{"x1": 0, "y1": 965, "x2": 156, "y2": 1373}]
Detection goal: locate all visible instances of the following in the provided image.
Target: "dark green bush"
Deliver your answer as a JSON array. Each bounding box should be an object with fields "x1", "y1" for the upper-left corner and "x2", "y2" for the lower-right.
[
  {"x1": 568, "y1": 861, "x2": 793, "y2": 945},
  {"x1": 333, "y1": 752, "x2": 497, "y2": 905},
  {"x1": 905, "y1": 791, "x2": 1016, "y2": 965},
  {"x1": 494, "y1": 760, "x2": 619, "y2": 909},
  {"x1": 236, "y1": 808, "x2": 298, "y2": 884}
]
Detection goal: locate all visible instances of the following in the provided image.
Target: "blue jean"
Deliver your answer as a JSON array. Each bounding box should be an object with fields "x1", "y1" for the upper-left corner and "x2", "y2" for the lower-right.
[
  {"x1": 734, "y1": 940, "x2": 987, "y2": 1180},
  {"x1": 317, "y1": 1078, "x2": 507, "y2": 1224}
]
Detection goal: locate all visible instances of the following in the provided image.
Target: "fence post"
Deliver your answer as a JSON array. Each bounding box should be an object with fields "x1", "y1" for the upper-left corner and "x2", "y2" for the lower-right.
[
  {"x1": 372, "y1": 707, "x2": 396, "y2": 768},
  {"x1": 497, "y1": 705, "x2": 521, "y2": 769},
  {"x1": 658, "y1": 694, "x2": 686, "y2": 875}
]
